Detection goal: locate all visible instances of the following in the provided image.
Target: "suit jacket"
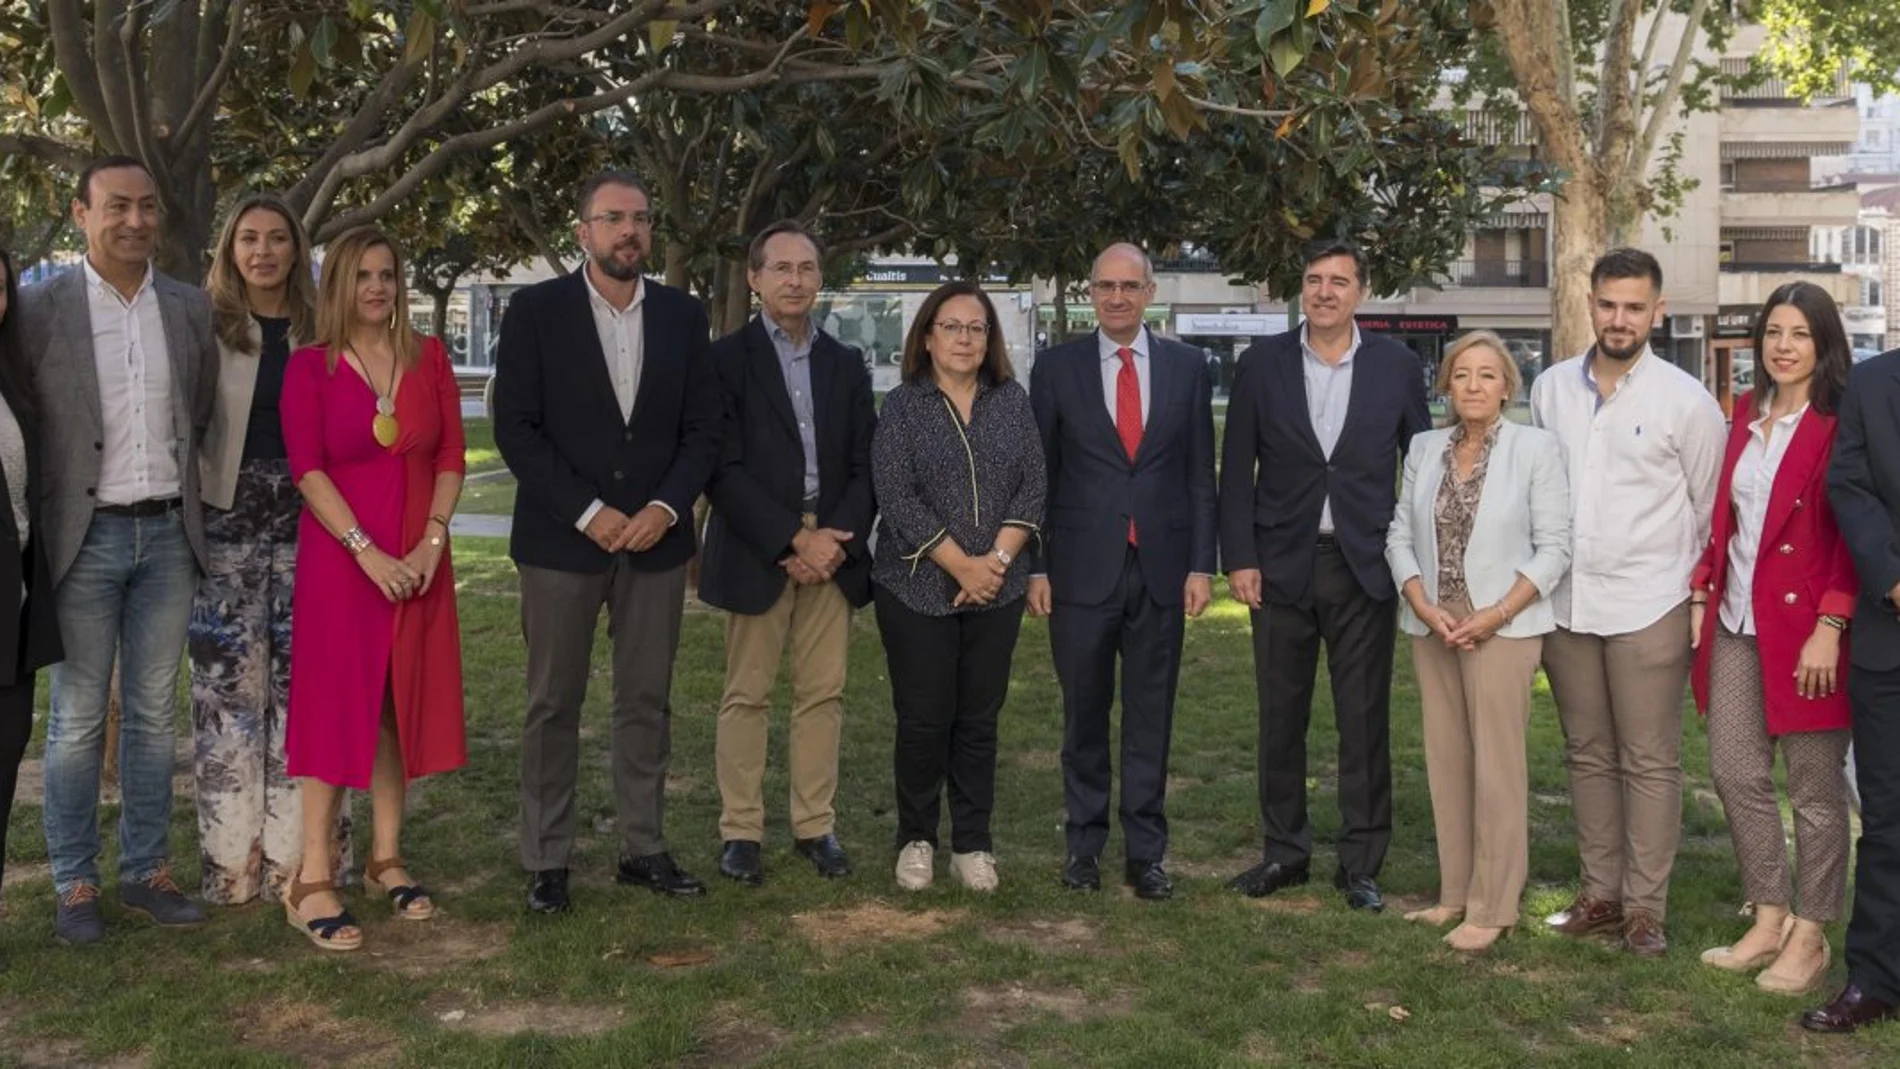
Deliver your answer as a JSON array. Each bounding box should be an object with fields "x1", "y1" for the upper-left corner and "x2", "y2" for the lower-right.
[
  {"x1": 1385, "y1": 420, "x2": 1571, "y2": 639},
  {"x1": 1219, "y1": 328, "x2": 1431, "y2": 605},
  {"x1": 1692, "y1": 392, "x2": 1856, "y2": 733},
  {"x1": 1827, "y1": 350, "x2": 1900, "y2": 672},
  {"x1": 17, "y1": 267, "x2": 217, "y2": 589},
  {"x1": 201, "y1": 315, "x2": 307, "y2": 510},
  {"x1": 699, "y1": 316, "x2": 877, "y2": 613},
  {"x1": 1028, "y1": 330, "x2": 1217, "y2": 607},
  {"x1": 492, "y1": 271, "x2": 720, "y2": 574},
  {"x1": 0, "y1": 377, "x2": 64, "y2": 686}
]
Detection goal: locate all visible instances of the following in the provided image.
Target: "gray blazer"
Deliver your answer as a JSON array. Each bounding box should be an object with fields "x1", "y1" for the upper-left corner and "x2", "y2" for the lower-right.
[
  {"x1": 17, "y1": 267, "x2": 218, "y2": 588},
  {"x1": 1386, "y1": 419, "x2": 1571, "y2": 639}
]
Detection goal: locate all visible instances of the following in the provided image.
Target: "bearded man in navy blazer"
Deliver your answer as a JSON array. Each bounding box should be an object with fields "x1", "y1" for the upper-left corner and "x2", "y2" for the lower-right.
[
  {"x1": 495, "y1": 171, "x2": 722, "y2": 914},
  {"x1": 1027, "y1": 243, "x2": 1217, "y2": 900},
  {"x1": 1219, "y1": 239, "x2": 1431, "y2": 913}
]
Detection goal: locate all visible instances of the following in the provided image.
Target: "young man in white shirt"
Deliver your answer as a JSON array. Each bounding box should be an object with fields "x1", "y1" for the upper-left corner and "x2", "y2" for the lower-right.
[{"x1": 1530, "y1": 247, "x2": 1725, "y2": 957}]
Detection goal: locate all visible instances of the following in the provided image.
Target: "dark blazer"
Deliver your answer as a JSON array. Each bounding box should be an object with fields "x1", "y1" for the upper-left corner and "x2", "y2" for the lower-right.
[
  {"x1": 699, "y1": 316, "x2": 877, "y2": 613},
  {"x1": 0, "y1": 376, "x2": 64, "y2": 686},
  {"x1": 1219, "y1": 328, "x2": 1431, "y2": 605},
  {"x1": 1029, "y1": 331, "x2": 1217, "y2": 607},
  {"x1": 1827, "y1": 349, "x2": 1900, "y2": 671},
  {"x1": 493, "y1": 272, "x2": 720, "y2": 574}
]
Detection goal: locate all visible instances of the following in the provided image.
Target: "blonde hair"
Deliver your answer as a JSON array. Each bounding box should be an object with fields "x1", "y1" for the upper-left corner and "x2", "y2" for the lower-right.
[
  {"x1": 1436, "y1": 329, "x2": 1522, "y2": 424},
  {"x1": 206, "y1": 194, "x2": 317, "y2": 353},
  {"x1": 313, "y1": 226, "x2": 418, "y2": 371}
]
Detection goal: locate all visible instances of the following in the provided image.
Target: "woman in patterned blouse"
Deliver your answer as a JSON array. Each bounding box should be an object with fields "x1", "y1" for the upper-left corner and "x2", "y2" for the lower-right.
[
  {"x1": 871, "y1": 281, "x2": 1044, "y2": 894},
  {"x1": 1385, "y1": 330, "x2": 1571, "y2": 952}
]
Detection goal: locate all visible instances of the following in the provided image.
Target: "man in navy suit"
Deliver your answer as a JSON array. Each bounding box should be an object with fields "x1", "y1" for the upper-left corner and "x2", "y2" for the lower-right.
[
  {"x1": 1219, "y1": 239, "x2": 1431, "y2": 912},
  {"x1": 1028, "y1": 243, "x2": 1217, "y2": 900},
  {"x1": 494, "y1": 171, "x2": 722, "y2": 914}
]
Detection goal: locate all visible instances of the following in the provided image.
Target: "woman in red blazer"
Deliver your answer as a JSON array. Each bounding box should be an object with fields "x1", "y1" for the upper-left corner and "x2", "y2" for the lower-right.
[{"x1": 1690, "y1": 281, "x2": 1858, "y2": 996}]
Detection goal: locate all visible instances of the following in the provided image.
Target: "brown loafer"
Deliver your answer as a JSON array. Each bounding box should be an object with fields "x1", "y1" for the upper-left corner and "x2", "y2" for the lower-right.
[
  {"x1": 1801, "y1": 982, "x2": 1899, "y2": 1033},
  {"x1": 1545, "y1": 894, "x2": 1623, "y2": 937},
  {"x1": 1622, "y1": 908, "x2": 1668, "y2": 957}
]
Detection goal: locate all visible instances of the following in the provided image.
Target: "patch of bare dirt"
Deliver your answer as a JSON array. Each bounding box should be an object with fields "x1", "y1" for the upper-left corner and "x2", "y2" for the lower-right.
[
  {"x1": 428, "y1": 995, "x2": 626, "y2": 1038},
  {"x1": 1013, "y1": 748, "x2": 1061, "y2": 771},
  {"x1": 956, "y1": 983, "x2": 1133, "y2": 1034},
  {"x1": 791, "y1": 902, "x2": 965, "y2": 955},
  {"x1": 355, "y1": 918, "x2": 508, "y2": 978},
  {"x1": 1165, "y1": 774, "x2": 1204, "y2": 795},
  {"x1": 679, "y1": 1003, "x2": 790, "y2": 1068},
  {"x1": 1240, "y1": 1033, "x2": 1291, "y2": 1064},
  {"x1": 231, "y1": 998, "x2": 400, "y2": 1067},
  {"x1": 1166, "y1": 853, "x2": 1258, "y2": 879},
  {"x1": 1, "y1": 1038, "x2": 148, "y2": 1069},
  {"x1": 1245, "y1": 893, "x2": 1324, "y2": 915},
  {"x1": 983, "y1": 917, "x2": 1097, "y2": 952},
  {"x1": 2, "y1": 860, "x2": 49, "y2": 890},
  {"x1": 1332, "y1": 950, "x2": 1372, "y2": 969},
  {"x1": 1569, "y1": 1008, "x2": 1690, "y2": 1048}
]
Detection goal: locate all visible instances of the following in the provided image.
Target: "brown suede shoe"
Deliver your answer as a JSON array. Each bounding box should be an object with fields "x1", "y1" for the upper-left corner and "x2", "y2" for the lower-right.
[
  {"x1": 1545, "y1": 894, "x2": 1624, "y2": 937},
  {"x1": 1623, "y1": 908, "x2": 1668, "y2": 957}
]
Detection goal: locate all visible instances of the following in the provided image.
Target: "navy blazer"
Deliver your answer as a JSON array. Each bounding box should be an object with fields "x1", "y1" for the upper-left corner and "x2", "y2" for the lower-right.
[
  {"x1": 699, "y1": 316, "x2": 878, "y2": 614},
  {"x1": 1219, "y1": 328, "x2": 1431, "y2": 605},
  {"x1": 1828, "y1": 347, "x2": 1900, "y2": 671},
  {"x1": 492, "y1": 272, "x2": 720, "y2": 575},
  {"x1": 1030, "y1": 331, "x2": 1217, "y2": 607}
]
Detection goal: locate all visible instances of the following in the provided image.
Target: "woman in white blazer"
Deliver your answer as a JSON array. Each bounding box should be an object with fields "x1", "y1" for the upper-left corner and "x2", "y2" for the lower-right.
[{"x1": 1386, "y1": 330, "x2": 1571, "y2": 952}]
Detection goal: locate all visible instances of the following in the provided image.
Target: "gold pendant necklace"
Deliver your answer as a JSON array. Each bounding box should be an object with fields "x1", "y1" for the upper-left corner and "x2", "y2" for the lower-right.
[{"x1": 359, "y1": 348, "x2": 400, "y2": 447}]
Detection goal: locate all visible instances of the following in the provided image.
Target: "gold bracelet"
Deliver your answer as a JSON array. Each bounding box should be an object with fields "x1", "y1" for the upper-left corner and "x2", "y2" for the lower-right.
[{"x1": 340, "y1": 527, "x2": 372, "y2": 555}]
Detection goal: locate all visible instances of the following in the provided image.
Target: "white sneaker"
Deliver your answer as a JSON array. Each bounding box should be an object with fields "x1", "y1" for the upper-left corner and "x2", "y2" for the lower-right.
[
  {"x1": 949, "y1": 851, "x2": 999, "y2": 892},
  {"x1": 895, "y1": 840, "x2": 934, "y2": 891}
]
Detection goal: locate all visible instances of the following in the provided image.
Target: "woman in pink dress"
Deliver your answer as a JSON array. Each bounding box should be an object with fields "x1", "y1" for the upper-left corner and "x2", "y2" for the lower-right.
[{"x1": 280, "y1": 227, "x2": 466, "y2": 950}]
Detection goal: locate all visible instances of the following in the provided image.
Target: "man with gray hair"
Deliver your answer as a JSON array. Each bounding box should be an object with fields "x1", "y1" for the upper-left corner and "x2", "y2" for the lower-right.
[{"x1": 1027, "y1": 242, "x2": 1218, "y2": 900}]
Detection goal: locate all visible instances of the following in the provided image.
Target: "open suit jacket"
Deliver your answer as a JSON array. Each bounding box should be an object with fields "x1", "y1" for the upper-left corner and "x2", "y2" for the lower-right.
[
  {"x1": 699, "y1": 316, "x2": 878, "y2": 614},
  {"x1": 1829, "y1": 351, "x2": 1900, "y2": 673},
  {"x1": 492, "y1": 272, "x2": 720, "y2": 575},
  {"x1": 1028, "y1": 330, "x2": 1217, "y2": 605},
  {"x1": 1218, "y1": 327, "x2": 1431, "y2": 605},
  {"x1": 1691, "y1": 391, "x2": 1857, "y2": 735},
  {"x1": 17, "y1": 267, "x2": 217, "y2": 589},
  {"x1": 0, "y1": 373, "x2": 63, "y2": 685}
]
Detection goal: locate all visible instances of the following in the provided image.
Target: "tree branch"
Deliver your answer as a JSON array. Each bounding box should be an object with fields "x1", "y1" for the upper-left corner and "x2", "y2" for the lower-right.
[
  {"x1": 1594, "y1": 0, "x2": 1642, "y2": 163},
  {"x1": 0, "y1": 133, "x2": 94, "y2": 174},
  {"x1": 1183, "y1": 95, "x2": 1293, "y2": 120},
  {"x1": 1552, "y1": 0, "x2": 1576, "y2": 105},
  {"x1": 116, "y1": 2, "x2": 173, "y2": 194},
  {"x1": 500, "y1": 187, "x2": 569, "y2": 276},
  {"x1": 45, "y1": 0, "x2": 114, "y2": 146},
  {"x1": 1632, "y1": 0, "x2": 1710, "y2": 173},
  {"x1": 92, "y1": 0, "x2": 139, "y2": 151},
  {"x1": 175, "y1": 0, "x2": 248, "y2": 150}
]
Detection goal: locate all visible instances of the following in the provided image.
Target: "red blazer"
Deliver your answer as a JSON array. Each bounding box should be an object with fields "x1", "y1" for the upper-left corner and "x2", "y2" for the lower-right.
[{"x1": 1690, "y1": 391, "x2": 1857, "y2": 735}]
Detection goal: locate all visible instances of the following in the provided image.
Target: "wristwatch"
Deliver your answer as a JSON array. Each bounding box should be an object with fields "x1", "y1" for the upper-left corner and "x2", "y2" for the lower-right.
[{"x1": 992, "y1": 548, "x2": 1013, "y2": 566}]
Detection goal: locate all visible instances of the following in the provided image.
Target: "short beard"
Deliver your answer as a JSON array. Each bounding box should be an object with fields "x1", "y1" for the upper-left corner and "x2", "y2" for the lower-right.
[
  {"x1": 1594, "y1": 332, "x2": 1649, "y2": 362},
  {"x1": 591, "y1": 247, "x2": 642, "y2": 282}
]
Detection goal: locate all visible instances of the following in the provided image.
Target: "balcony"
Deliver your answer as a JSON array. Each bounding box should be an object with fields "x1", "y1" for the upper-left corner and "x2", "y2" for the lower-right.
[
  {"x1": 1719, "y1": 101, "x2": 1859, "y2": 148},
  {"x1": 1718, "y1": 262, "x2": 1858, "y2": 306},
  {"x1": 1436, "y1": 260, "x2": 1549, "y2": 289},
  {"x1": 1720, "y1": 188, "x2": 1862, "y2": 228}
]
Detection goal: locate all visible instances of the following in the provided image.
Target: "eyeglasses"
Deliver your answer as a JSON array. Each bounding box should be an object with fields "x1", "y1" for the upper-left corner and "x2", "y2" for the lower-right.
[
  {"x1": 934, "y1": 320, "x2": 990, "y2": 339},
  {"x1": 584, "y1": 211, "x2": 653, "y2": 229},
  {"x1": 761, "y1": 261, "x2": 820, "y2": 279},
  {"x1": 1090, "y1": 280, "x2": 1149, "y2": 296}
]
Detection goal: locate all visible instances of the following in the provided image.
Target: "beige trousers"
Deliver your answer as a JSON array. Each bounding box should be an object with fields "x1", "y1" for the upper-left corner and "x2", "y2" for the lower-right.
[
  {"x1": 1541, "y1": 602, "x2": 1693, "y2": 918},
  {"x1": 1411, "y1": 597, "x2": 1544, "y2": 927},
  {"x1": 715, "y1": 571, "x2": 851, "y2": 842}
]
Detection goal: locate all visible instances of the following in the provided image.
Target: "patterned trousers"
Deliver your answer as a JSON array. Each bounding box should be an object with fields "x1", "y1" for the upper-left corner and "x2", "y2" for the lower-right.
[{"x1": 188, "y1": 459, "x2": 350, "y2": 903}]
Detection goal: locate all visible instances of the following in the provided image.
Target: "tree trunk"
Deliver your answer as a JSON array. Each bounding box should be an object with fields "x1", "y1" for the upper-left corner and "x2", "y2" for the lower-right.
[
  {"x1": 1051, "y1": 273, "x2": 1069, "y2": 344},
  {"x1": 1549, "y1": 179, "x2": 1609, "y2": 362},
  {"x1": 156, "y1": 171, "x2": 217, "y2": 285},
  {"x1": 715, "y1": 259, "x2": 751, "y2": 337},
  {"x1": 432, "y1": 287, "x2": 452, "y2": 342}
]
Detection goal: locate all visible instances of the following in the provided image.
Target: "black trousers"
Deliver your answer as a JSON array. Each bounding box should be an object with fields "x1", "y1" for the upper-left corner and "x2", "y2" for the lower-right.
[
  {"x1": 1051, "y1": 546, "x2": 1183, "y2": 862},
  {"x1": 1847, "y1": 664, "x2": 1900, "y2": 1002},
  {"x1": 874, "y1": 587, "x2": 1025, "y2": 854},
  {"x1": 0, "y1": 674, "x2": 37, "y2": 890},
  {"x1": 1250, "y1": 541, "x2": 1396, "y2": 878}
]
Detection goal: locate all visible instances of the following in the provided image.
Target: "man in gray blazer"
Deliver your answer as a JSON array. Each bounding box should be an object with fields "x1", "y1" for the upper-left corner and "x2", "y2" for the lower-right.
[{"x1": 16, "y1": 156, "x2": 217, "y2": 944}]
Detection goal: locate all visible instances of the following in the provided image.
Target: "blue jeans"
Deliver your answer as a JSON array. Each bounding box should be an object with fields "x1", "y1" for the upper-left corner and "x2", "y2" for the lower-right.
[{"x1": 44, "y1": 509, "x2": 198, "y2": 893}]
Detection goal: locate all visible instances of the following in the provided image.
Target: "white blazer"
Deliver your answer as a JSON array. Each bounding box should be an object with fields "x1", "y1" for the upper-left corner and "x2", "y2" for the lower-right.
[{"x1": 1386, "y1": 419, "x2": 1572, "y2": 639}]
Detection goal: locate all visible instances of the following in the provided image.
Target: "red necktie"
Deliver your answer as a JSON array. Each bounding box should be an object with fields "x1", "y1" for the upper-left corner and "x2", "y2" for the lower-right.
[{"x1": 1116, "y1": 346, "x2": 1142, "y2": 545}]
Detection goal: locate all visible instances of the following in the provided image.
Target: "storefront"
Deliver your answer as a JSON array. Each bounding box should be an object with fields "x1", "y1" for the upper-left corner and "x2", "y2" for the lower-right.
[
  {"x1": 1353, "y1": 314, "x2": 1459, "y2": 395},
  {"x1": 1174, "y1": 312, "x2": 1288, "y2": 397},
  {"x1": 1708, "y1": 307, "x2": 1758, "y2": 419}
]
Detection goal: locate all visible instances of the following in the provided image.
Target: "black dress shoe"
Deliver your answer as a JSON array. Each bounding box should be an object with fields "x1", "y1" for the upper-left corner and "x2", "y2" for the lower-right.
[
  {"x1": 1334, "y1": 870, "x2": 1385, "y2": 913},
  {"x1": 794, "y1": 834, "x2": 853, "y2": 878},
  {"x1": 719, "y1": 841, "x2": 764, "y2": 886},
  {"x1": 1801, "y1": 982, "x2": 1900, "y2": 1034},
  {"x1": 1227, "y1": 860, "x2": 1310, "y2": 898},
  {"x1": 526, "y1": 868, "x2": 571, "y2": 914},
  {"x1": 1126, "y1": 860, "x2": 1174, "y2": 901},
  {"x1": 1062, "y1": 856, "x2": 1101, "y2": 891},
  {"x1": 616, "y1": 852, "x2": 708, "y2": 897}
]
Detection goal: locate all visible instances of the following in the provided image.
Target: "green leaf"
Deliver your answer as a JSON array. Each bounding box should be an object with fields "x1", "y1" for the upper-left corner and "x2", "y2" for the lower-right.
[
  {"x1": 288, "y1": 45, "x2": 317, "y2": 97},
  {"x1": 1253, "y1": 0, "x2": 1300, "y2": 52},
  {"x1": 649, "y1": 19, "x2": 678, "y2": 52},
  {"x1": 311, "y1": 16, "x2": 338, "y2": 69},
  {"x1": 403, "y1": 9, "x2": 436, "y2": 67},
  {"x1": 1268, "y1": 32, "x2": 1306, "y2": 77}
]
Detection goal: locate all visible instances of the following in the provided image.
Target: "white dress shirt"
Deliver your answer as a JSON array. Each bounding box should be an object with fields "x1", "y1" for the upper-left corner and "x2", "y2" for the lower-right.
[
  {"x1": 83, "y1": 259, "x2": 180, "y2": 506},
  {"x1": 1301, "y1": 323, "x2": 1361, "y2": 533},
  {"x1": 574, "y1": 270, "x2": 675, "y2": 534},
  {"x1": 1098, "y1": 327, "x2": 1151, "y2": 425},
  {"x1": 1720, "y1": 402, "x2": 1807, "y2": 635},
  {"x1": 1529, "y1": 346, "x2": 1726, "y2": 635}
]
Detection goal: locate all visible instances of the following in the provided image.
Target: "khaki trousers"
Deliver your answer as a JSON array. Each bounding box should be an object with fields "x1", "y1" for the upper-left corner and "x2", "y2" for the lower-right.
[
  {"x1": 1411, "y1": 597, "x2": 1544, "y2": 927},
  {"x1": 715, "y1": 572, "x2": 851, "y2": 842},
  {"x1": 1541, "y1": 603, "x2": 1692, "y2": 918}
]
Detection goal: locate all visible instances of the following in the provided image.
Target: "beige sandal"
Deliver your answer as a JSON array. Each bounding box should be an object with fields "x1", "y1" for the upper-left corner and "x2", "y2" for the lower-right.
[
  {"x1": 365, "y1": 856, "x2": 435, "y2": 921},
  {"x1": 284, "y1": 876, "x2": 362, "y2": 952}
]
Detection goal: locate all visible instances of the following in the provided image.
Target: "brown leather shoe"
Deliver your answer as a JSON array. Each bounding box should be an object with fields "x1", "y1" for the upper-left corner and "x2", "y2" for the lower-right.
[
  {"x1": 1801, "y1": 982, "x2": 1899, "y2": 1033},
  {"x1": 1622, "y1": 908, "x2": 1668, "y2": 957},
  {"x1": 1545, "y1": 894, "x2": 1623, "y2": 937}
]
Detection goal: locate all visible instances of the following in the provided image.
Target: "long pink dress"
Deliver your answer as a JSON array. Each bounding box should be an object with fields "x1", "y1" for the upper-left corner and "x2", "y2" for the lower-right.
[{"x1": 283, "y1": 336, "x2": 467, "y2": 789}]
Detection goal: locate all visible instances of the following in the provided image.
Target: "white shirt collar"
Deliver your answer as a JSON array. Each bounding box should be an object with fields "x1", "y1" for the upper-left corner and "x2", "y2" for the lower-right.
[
  {"x1": 1300, "y1": 322, "x2": 1360, "y2": 366},
  {"x1": 81, "y1": 257, "x2": 155, "y2": 306},
  {"x1": 583, "y1": 266, "x2": 643, "y2": 317},
  {"x1": 1749, "y1": 399, "x2": 1808, "y2": 435},
  {"x1": 1098, "y1": 327, "x2": 1149, "y2": 363}
]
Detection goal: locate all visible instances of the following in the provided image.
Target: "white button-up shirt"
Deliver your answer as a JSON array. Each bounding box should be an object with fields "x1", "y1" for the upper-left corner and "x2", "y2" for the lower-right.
[
  {"x1": 83, "y1": 259, "x2": 180, "y2": 506},
  {"x1": 1098, "y1": 327, "x2": 1151, "y2": 425},
  {"x1": 1529, "y1": 346, "x2": 1725, "y2": 635},
  {"x1": 1720, "y1": 402, "x2": 1807, "y2": 635},
  {"x1": 1302, "y1": 323, "x2": 1361, "y2": 533},
  {"x1": 574, "y1": 270, "x2": 675, "y2": 535}
]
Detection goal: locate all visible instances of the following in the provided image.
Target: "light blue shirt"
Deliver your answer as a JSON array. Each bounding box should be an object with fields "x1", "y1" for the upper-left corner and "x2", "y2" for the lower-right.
[
  {"x1": 1301, "y1": 322, "x2": 1361, "y2": 533},
  {"x1": 763, "y1": 312, "x2": 820, "y2": 502}
]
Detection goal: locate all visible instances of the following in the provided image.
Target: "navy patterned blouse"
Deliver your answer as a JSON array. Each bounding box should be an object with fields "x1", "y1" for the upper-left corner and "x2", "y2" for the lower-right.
[{"x1": 871, "y1": 377, "x2": 1045, "y2": 615}]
